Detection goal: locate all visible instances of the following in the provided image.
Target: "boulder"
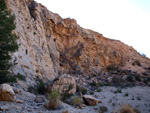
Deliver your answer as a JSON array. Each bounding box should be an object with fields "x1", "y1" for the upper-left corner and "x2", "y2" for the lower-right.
[
  {"x1": 48, "y1": 74, "x2": 76, "y2": 94},
  {"x1": 83, "y1": 95, "x2": 101, "y2": 106},
  {"x1": 0, "y1": 84, "x2": 16, "y2": 102}
]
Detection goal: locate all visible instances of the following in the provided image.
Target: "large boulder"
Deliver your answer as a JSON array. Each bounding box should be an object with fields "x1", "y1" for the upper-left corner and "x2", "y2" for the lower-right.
[
  {"x1": 48, "y1": 74, "x2": 76, "y2": 94},
  {"x1": 83, "y1": 95, "x2": 101, "y2": 106},
  {"x1": 0, "y1": 84, "x2": 16, "y2": 102}
]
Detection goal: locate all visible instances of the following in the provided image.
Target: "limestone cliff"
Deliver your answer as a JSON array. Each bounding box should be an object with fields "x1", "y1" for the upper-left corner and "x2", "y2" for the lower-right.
[{"x1": 6, "y1": 0, "x2": 150, "y2": 84}]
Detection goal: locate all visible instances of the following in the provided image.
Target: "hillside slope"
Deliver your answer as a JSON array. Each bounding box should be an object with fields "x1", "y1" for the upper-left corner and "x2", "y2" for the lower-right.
[{"x1": 6, "y1": 0, "x2": 150, "y2": 85}]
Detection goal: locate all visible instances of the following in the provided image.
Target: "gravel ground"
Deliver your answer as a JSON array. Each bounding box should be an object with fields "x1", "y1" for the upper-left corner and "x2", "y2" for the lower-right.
[{"x1": 0, "y1": 86, "x2": 150, "y2": 113}]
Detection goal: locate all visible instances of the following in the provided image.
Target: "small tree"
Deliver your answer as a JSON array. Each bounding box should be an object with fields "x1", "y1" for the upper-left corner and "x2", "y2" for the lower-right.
[{"x1": 0, "y1": 0, "x2": 19, "y2": 83}]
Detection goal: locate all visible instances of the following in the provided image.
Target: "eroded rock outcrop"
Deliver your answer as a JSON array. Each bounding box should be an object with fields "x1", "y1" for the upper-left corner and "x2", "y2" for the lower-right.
[
  {"x1": 47, "y1": 74, "x2": 76, "y2": 94},
  {"x1": 5, "y1": 0, "x2": 150, "y2": 85}
]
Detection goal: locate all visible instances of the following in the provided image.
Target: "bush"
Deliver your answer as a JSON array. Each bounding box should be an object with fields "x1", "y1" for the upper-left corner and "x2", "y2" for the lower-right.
[
  {"x1": 117, "y1": 89, "x2": 122, "y2": 93},
  {"x1": 77, "y1": 85, "x2": 87, "y2": 95},
  {"x1": 36, "y1": 79, "x2": 45, "y2": 94},
  {"x1": 99, "y1": 106, "x2": 108, "y2": 113},
  {"x1": 61, "y1": 93, "x2": 73, "y2": 103},
  {"x1": 127, "y1": 75, "x2": 134, "y2": 82},
  {"x1": 90, "y1": 91, "x2": 94, "y2": 95},
  {"x1": 135, "y1": 76, "x2": 141, "y2": 81},
  {"x1": 28, "y1": 79, "x2": 46, "y2": 95},
  {"x1": 70, "y1": 96, "x2": 82, "y2": 107},
  {"x1": 16, "y1": 73, "x2": 25, "y2": 81},
  {"x1": 0, "y1": 73, "x2": 25, "y2": 84},
  {"x1": 119, "y1": 104, "x2": 135, "y2": 113},
  {"x1": 97, "y1": 82, "x2": 103, "y2": 87},
  {"x1": 134, "y1": 109, "x2": 141, "y2": 113},
  {"x1": 104, "y1": 82, "x2": 111, "y2": 86},
  {"x1": 125, "y1": 93, "x2": 129, "y2": 96},
  {"x1": 106, "y1": 64, "x2": 118, "y2": 71},
  {"x1": 112, "y1": 76, "x2": 125, "y2": 85},
  {"x1": 90, "y1": 82, "x2": 97, "y2": 86},
  {"x1": 47, "y1": 90, "x2": 61, "y2": 110},
  {"x1": 28, "y1": 86, "x2": 38, "y2": 94},
  {"x1": 132, "y1": 60, "x2": 141, "y2": 66},
  {"x1": 97, "y1": 89, "x2": 102, "y2": 92}
]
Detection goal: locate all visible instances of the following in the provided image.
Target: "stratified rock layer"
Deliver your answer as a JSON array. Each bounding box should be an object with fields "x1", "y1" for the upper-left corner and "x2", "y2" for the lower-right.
[{"x1": 6, "y1": 0, "x2": 150, "y2": 84}]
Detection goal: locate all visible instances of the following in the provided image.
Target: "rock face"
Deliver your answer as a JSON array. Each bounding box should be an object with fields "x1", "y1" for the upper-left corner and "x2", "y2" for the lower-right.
[
  {"x1": 83, "y1": 95, "x2": 100, "y2": 106},
  {"x1": 0, "y1": 84, "x2": 16, "y2": 102},
  {"x1": 5, "y1": 0, "x2": 150, "y2": 84},
  {"x1": 48, "y1": 74, "x2": 76, "y2": 94}
]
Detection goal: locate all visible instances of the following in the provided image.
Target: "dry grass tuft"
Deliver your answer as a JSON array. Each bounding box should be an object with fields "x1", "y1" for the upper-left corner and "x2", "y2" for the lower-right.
[
  {"x1": 119, "y1": 104, "x2": 135, "y2": 113},
  {"x1": 71, "y1": 96, "x2": 82, "y2": 108},
  {"x1": 47, "y1": 90, "x2": 61, "y2": 110}
]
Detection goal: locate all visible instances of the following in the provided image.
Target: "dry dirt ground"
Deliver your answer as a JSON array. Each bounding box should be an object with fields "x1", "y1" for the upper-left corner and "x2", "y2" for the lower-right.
[{"x1": 0, "y1": 86, "x2": 150, "y2": 113}]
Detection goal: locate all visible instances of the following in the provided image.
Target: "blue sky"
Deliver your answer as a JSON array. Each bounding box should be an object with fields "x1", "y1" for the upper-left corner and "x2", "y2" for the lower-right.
[
  {"x1": 128, "y1": 0, "x2": 150, "y2": 14},
  {"x1": 35, "y1": 0, "x2": 150, "y2": 57}
]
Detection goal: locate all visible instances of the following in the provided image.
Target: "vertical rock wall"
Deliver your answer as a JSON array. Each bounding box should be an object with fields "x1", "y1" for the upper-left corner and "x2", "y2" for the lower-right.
[
  {"x1": 6, "y1": 0, "x2": 61, "y2": 84},
  {"x1": 5, "y1": 0, "x2": 150, "y2": 85}
]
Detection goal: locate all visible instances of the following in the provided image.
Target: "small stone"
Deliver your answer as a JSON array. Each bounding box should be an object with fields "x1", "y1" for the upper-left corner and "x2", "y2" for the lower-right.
[
  {"x1": 16, "y1": 99, "x2": 23, "y2": 104},
  {"x1": 82, "y1": 104, "x2": 86, "y2": 107},
  {"x1": 62, "y1": 110, "x2": 69, "y2": 113},
  {"x1": 35, "y1": 96, "x2": 45, "y2": 103},
  {"x1": 75, "y1": 106, "x2": 80, "y2": 109},
  {"x1": 13, "y1": 88, "x2": 22, "y2": 94},
  {"x1": 0, "y1": 105, "x2": 9, "y2": 111}
]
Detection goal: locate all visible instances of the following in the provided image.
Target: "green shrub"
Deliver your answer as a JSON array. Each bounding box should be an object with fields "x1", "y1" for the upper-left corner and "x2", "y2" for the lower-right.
[
  {"x1": 134, "y1": 109, "x2": 141, "y2": 113},
  {"x1": 104, "y1": 83, "x2": 111, "y2": 86},
  {"x1": 77, "y1": 85, "x2": 87, "y2": 95},
  {"x1": 143, "y1": 77, "x2": 150, "y2": 84},
  {"x1": 99, "y1": 106, "x2": 108, "y2": 113},
  {"x1": 135, "y1": 60, "x2": 141, "y2": 66},
  {"x1": 112, "y1": 76, "x2": 125, "y2": 86},
  {"x1": 90, "y1": 82, "x2": 97, "y2": 86},
  {"x1": 28, "y1": 80, "x2": 46, "y2": 95},
  {"x1": 136, "y1": 96, "x2": 141, "y2": 100},
  {"x1": 117, "y1": 89, "x2": 122, "y2": 93},
  {"x1": 47, "y1": 90, "x2": 61, "y2": 110},
  {"x1": 28, "y1": 86, "x2": 38, "y2": 94},
  {"x1": 106, "y1": 64, "x2": 118, "y2": 71},
  {"x1": 125, "y1": 93, "x2": 129, "y2": 96},
  {"x1": 97, "y1": 89, "x2": 102, "y2": 92},
  {"x1": 36, "y1": 79, "x2": 45, "y2": 94},
  {"x1": 135, "y1": 76, "x2": 141, "y2": 81},
  {"x1": 0, "y1": 73, "x2": 25, "y2": 84},
  {"x1": 90, "y1": 91, "x2": 94, "y2": 95},
  {"x1": 70, "y1": 96, "x2": 82, "y2": 107},
  {"x1": 127, "y1": 75, "x2": 134, "y2": 82},
  {"x1": 61, "y1": 93, "x2": 73, "y2": 103},
  {"x1": 16, "y1": 73, "x2": 25, "y2": 81},
  {"x1": 114, "y1": 89, "x2": 122, "y2": 94},
  {"x1": 97, "y1": 82, "x2": 103, "y2": 87},
  {"x1": 132, "y1": 60, "x2": 141, "y2": 66}
]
